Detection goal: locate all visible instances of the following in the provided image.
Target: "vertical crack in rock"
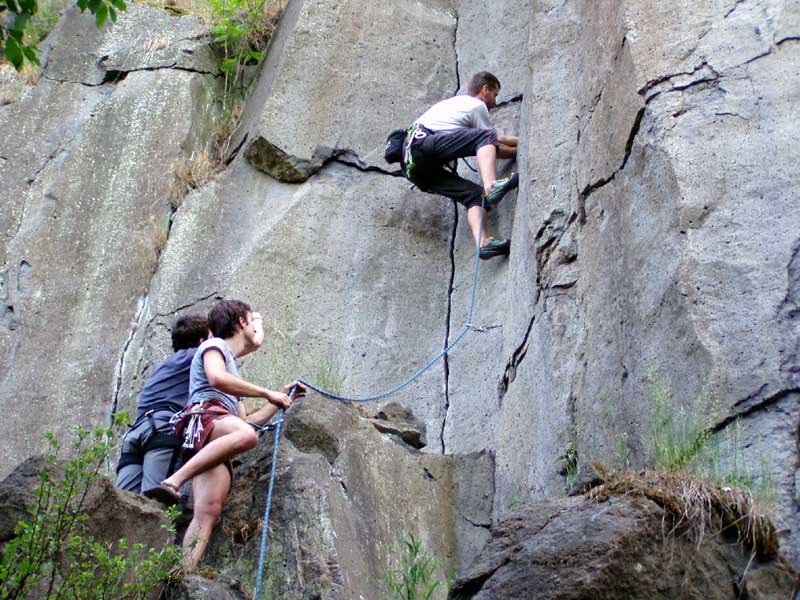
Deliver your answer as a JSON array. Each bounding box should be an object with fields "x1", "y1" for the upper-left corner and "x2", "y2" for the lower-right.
[
  {"x1": 109, "y1": 193, "x2": 189, "y2": 423},
  {"x1": 578, "y1": 105, "x2": 645, "y2": 206},
  {"x1": 779, "y1": 240, "x2": 800, "y2": 381},
  {"x1": 441, "y1": 201, "x2": 459, "y2": 454},
  {"x1": 450, "y1": 7, "x2": 461, "y2": 94},
  {"x1": 110, "y1": 294, "x2": 148, "y2": 425},
  {"x1": 500, "y1": 313, "x2": 536, "y2": 398}
]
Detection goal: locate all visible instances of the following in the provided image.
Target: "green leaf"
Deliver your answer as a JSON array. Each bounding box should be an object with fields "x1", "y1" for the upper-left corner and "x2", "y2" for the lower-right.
[
  {"x1": 108, "y1": 5, "x2": 116, "y2": 21},
  {"x1": 95, "y1": 3, "x2": 107, "y2": 28},
  {"x1": 109, "y1": 0, "x2": 126, "y2": 11},
  {"x1": 21, "y1": 43, "x2": 39, "y2": 64},
  {"x1": 18, "y1": 0, "x2": 36, "y2": 14},
  {"x1": 4, "y1": 36, "x2": 23, "y2": 69}
]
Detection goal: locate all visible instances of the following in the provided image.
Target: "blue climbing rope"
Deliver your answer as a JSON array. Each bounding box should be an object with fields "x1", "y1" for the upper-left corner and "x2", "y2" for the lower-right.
[
  {"x1": 297, "y1": 197, "x2": 487, "y2": 402},
  {"x1": 254, "y1": 386, "x2": 296, "y2": 600},
  {"x1": 254, "y1": 198, "x2": 490, "y2": 598}
]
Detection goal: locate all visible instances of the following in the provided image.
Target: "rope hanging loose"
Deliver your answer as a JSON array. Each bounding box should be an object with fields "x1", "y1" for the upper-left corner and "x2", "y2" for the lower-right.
[
  {"x1": 254, "y1": 385, "x2": 296, "y2": 600},
  {"x1": 297, "y1": 196, "x2": 487, "y2": 403},
  {"x1": 254, "y1": 197, "x2": 491, "y2": 596}
]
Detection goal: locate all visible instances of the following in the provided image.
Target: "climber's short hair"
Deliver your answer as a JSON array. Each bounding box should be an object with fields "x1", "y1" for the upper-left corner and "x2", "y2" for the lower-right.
[
  {"x1": 468, "y1": 71, "x2": 501, "y2": 96},
  {"x1": 171, "y1": 315, "x2": 209, "y2": 351}
]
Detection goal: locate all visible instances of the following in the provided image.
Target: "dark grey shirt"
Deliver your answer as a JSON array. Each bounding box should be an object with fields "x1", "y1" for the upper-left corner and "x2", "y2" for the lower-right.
[{"x1": 189, "y1": 338, "x2": 241, "y2": 415}]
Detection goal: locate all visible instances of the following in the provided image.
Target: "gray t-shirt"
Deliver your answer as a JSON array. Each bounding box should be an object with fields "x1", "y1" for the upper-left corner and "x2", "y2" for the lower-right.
[
  {"x1": 189, "y1": 338, "x2": 241, "y2": 416},
  {"x1": 415, "y1": 94, "x2": 492, "y2": 132}
]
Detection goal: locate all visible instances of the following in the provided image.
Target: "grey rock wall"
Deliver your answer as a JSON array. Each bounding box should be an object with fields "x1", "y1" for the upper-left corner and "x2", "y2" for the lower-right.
[
  {"x1": 493, "y1": 0, "x2": 800, "y2": 558},
  {"x1": 2, "y1": 0, "x2": 799, "y2": 590},
  {"x1": 240, "y1": 0, "x2": 456, "y2": 181},
  {"x1": 0, "y1": 5, "x2": 218, "y2": 477}
]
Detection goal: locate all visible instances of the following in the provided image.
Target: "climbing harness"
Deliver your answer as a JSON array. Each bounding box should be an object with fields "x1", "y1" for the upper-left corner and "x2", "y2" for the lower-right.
[{"x1": 253, "y1": 199, "x2": 490, "y2": 597}]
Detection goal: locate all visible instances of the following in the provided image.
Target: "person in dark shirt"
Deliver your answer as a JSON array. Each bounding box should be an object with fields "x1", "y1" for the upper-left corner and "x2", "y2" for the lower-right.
[{"x1": 115, "y1": 315, "x2": 210, "y2": 496}]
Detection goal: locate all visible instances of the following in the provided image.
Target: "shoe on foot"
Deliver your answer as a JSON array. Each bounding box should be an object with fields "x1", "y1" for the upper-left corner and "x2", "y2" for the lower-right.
[
  {"x1": 479, "y1": 237, "x2": 511, "y2": 260},
  {"x1": 145, "y1": 481, "x2": 182, "y2": 506},
  {"x1": 484, "y1": 173, "x2": 519, "y2": 205}
]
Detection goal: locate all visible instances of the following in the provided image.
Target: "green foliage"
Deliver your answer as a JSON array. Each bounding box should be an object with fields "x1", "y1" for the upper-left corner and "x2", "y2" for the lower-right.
[
  {"x1": 303, "y1": 354, "x2": 347, "y2": 397},
  {"x1": 563, "y1": 442, "x2": 578, "y2": 489},
  {"x1": 0, "y1": 415, "x2": 181, "y2": 599},
  {"x1": 559, "y1": 422, "x2": 580, "y2": 490},
  {"x1": 644, "y1": 374, "x2": 776, "y2": 506},
  {"x1": 1, "y1": 0, "x2": 127, "y2": 69},
  {"x1": 208, "y1": 0, "x2": 277, "y2": 106},
  {"x1": 647, "y1": 376, "x2": 714, "y2": 471},
  {"x1": 381, "y1": 531, "x2": 443, "y2": 600}
]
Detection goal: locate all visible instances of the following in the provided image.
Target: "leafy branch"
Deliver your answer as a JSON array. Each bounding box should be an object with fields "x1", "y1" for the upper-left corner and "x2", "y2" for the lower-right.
[{"x1": 0, "y1": 0, "x2": 127, "y2": 69}]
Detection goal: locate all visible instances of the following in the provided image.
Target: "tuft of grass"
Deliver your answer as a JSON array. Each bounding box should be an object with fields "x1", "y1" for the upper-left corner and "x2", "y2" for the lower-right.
[
  {"x1": 170, "y1": 149, "x2": 224, "y2": 207},
  {"x1": 647, "y1": 375, "x2": 716, "y2": 472},
  {"x1": 381, "y1": 531, "x2": 444, "y2": 600},
  {"x1": 590, "y1": 469, "x2": 778, "y2": 560},
  {"x1": 302, "y1": 354, "x2": 347, "y2": 397},
  {"x1": 644, "y1": 374, "x2": 776, "y2": 508}
]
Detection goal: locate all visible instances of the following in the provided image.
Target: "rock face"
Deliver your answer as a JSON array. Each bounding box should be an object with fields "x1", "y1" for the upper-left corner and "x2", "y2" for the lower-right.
[
  {"x1": 239, "y1": 0, "x2": 456, "y2": 181},
  {"x1": 492, "y1": 0, "x2": 800, "y2": 559},
  {"x1": 1, "y1": 0, "x2": 799, "y2": 594},
  {"x1": 200, "y1": 398, "x2": 493, "y2": 599},
  {"x1": 0, "y1": 4, "x2": 219, "y2": 477},
  {"x1": 449, "y1": 494, "x2": 797, "y2": 599}
]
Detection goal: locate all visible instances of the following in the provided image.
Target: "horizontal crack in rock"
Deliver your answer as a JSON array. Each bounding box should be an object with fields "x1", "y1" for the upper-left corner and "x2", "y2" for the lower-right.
[
  {"x1": 712, "y1": 387, "x2": 800, "y2": 431},
  {"x1": 44, "y1": 64, "x2": 219, "y2": 88}
]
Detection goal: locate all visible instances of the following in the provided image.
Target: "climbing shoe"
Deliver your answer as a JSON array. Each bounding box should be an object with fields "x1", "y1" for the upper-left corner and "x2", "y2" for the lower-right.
[
  {"x1": 479, "y1": 237, "x2": 511, "y2": 260},
  {"x1": 484, "y1": 173, "x2": 519, "y2": 205}
]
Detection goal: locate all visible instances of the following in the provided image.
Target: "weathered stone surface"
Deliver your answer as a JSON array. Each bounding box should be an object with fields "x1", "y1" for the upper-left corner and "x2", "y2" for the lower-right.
[
  {"x1": 453, "y1": 0, "x2": 530, "y2": 101},
  {"x1": 0, "y1": 455, "x2": 171, "y2": 558},
  {"x1": 166, "y1": 574, "x2": 247, "y2": 600},
  {"x1": 0, "y1": 8, "x2": 218, "y2": 478},
  {"x1": 366, "y1": 401, "x2": 428, "y2": 449},
  {"x1": 200, "y1": 397, "x2": 493, "y2": 598},
  {"x1": 450, "y1": 495, "x2": 797, "y2": 600},
  {"x1": 443, "y1": 89, "x2": 522, "y2": 458},
  {"x1": 116, "y1": 160, "x2": 455, "y2": 448},
  {"x1": 239, "y1": 0, "x2": 456, "y2": 181},
  {"x1": 492, "y1": 1, "x2": 800, "y2": 562},
  {"x1": 44, "y1": 4, "x2": 218, "y2": 86}
]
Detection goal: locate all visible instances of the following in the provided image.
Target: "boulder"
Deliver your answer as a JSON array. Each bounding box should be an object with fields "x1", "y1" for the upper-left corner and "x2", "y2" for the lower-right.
[
  {"x1": 200, "y1": 397, "x2": 493, "y2": 598},
  {"x1": 450, "y1": 493, "x2": 797, "y2": 599}
]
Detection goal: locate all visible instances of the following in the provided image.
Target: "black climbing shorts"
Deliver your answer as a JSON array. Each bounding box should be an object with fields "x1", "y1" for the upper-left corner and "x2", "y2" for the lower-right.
[{"x1": 404, "y1": 127, "x2": 499, "y2": 209}]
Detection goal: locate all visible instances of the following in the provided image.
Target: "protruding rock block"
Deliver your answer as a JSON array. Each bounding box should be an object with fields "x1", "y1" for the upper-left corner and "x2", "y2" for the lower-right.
[{"x1": 239, "y1": 0, "x2": 456, "y2": 181}]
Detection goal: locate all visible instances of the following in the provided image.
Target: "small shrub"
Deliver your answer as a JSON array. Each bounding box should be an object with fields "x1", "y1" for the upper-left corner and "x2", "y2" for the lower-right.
[
  {"x1": 381, "y1": 531, "x2": 443, "y2": 600},
  {"x1": 208, "y1": 0, "x2": 281, "y2": 107},
  {"x1": 0, "y1": 415, "x2": 182, "y2": 599}
]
